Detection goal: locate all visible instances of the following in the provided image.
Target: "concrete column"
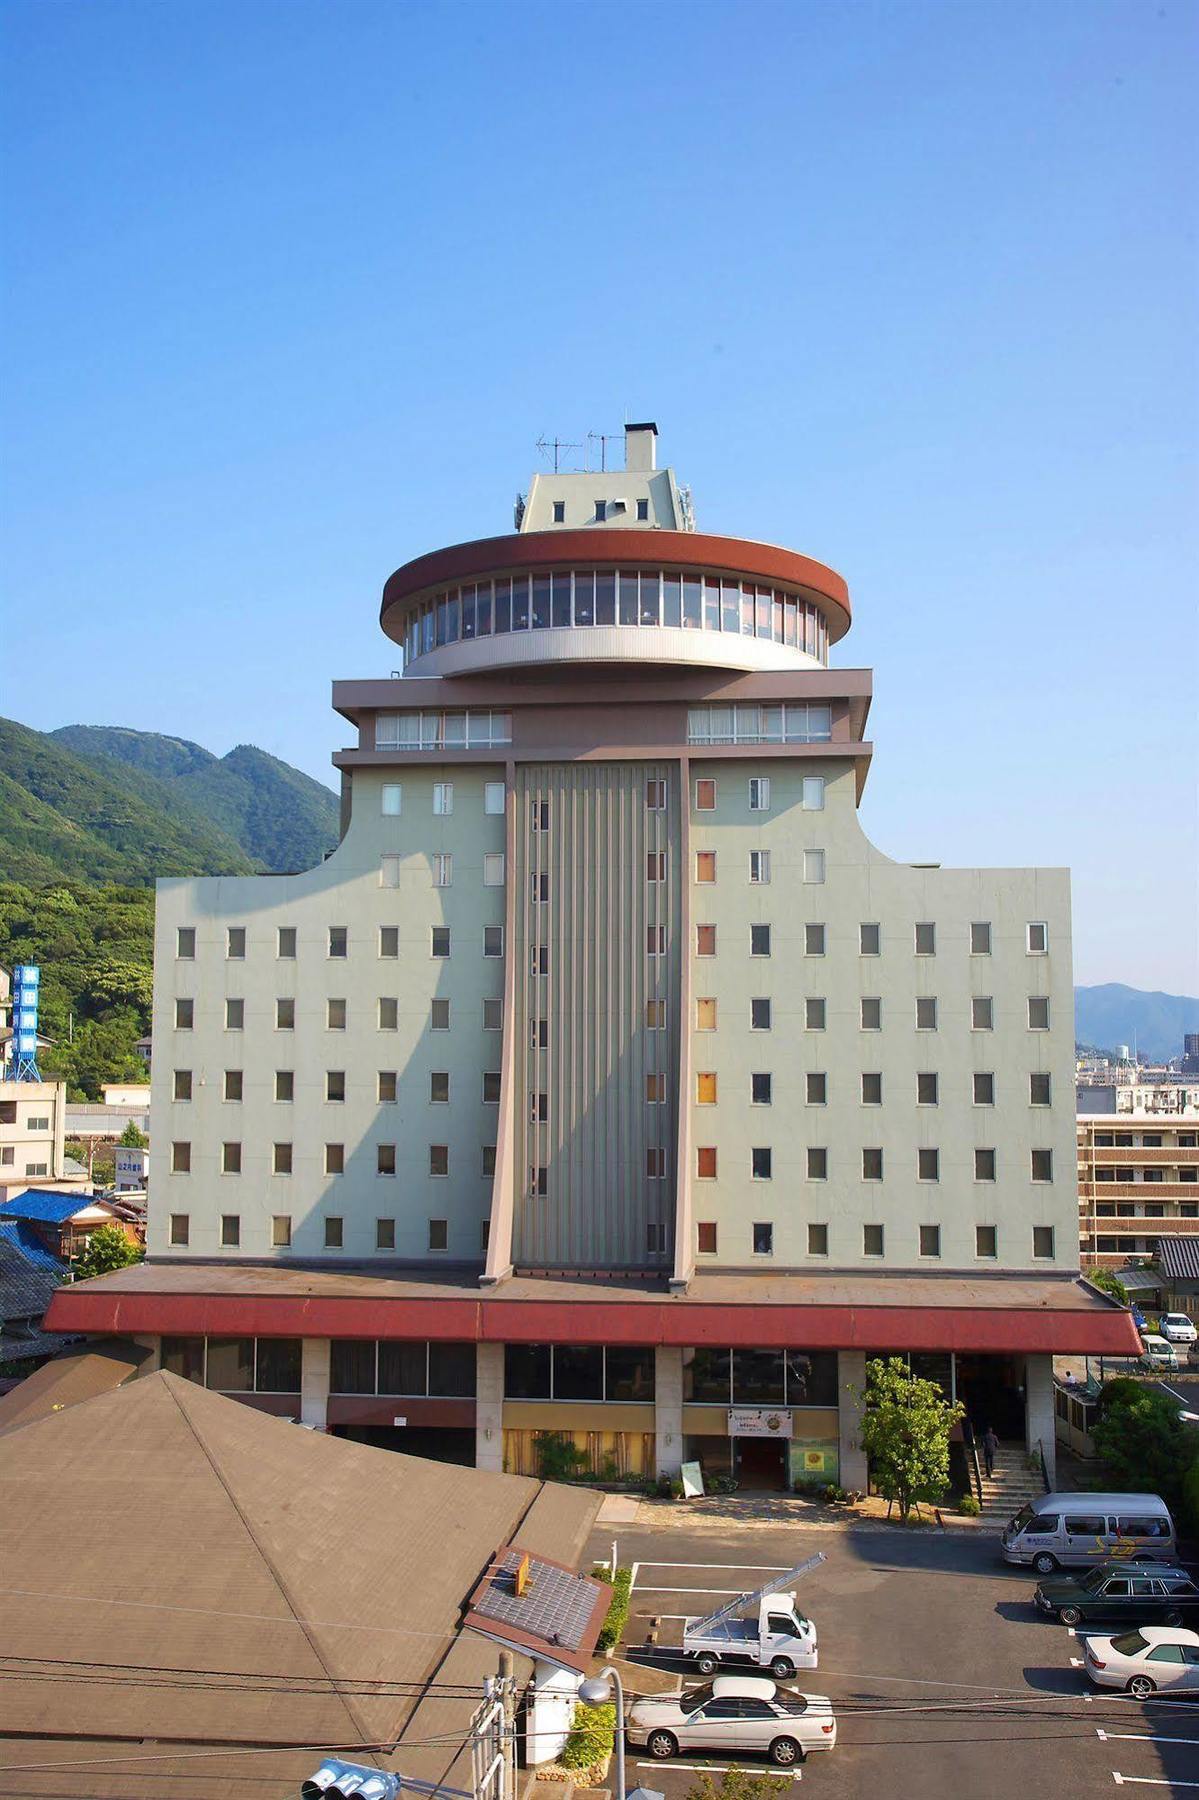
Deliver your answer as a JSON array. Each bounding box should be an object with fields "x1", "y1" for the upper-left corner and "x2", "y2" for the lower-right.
[
  {"x1": 837, "y1": 1351, "x2": 868, "y2": 1491},
  {"x1": 654, "y1": 1344, "x2": 684, "y2": 1478},
  {"x1": 132, "y1": 1334, "x2": 161, "y2": 1373},
  {"x1": 476, "y1": 1341, "x2": 504, "y2": 1472},
  {"x1": 300, "y1": 1337, "x2": 330, "y2": 1431},
  {"x1": 1024, "y1": 1353, "x2": 1057, "y2": 1488}
]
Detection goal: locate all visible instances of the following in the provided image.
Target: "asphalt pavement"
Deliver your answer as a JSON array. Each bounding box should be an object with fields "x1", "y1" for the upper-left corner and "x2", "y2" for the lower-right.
[{"x1": 583, "y1": 1510, "x2": 1199, "y2": 1800}]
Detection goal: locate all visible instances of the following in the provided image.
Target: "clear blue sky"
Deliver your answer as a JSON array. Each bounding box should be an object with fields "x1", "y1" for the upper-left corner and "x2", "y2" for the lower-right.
[{"x1": 3, "y1": 0, "x2": 1195, "y2": 992}]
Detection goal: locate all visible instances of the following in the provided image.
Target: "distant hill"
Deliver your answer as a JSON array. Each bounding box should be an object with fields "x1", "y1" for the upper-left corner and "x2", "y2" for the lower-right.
[
  {"x1": 51, "y1": 725, "x2": 339, "y2": 874},
  {"x1": 1075, "y1": 984, "x2": 1199, "y2": 1064}
]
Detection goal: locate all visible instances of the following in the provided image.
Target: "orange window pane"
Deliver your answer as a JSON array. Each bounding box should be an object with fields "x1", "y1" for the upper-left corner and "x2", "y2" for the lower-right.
[
  {"x1": 696, "y1": 924, "x2": 717, "y2": 956},
  {"x1": 696, "y1": 851, "x2": 717, "y2": 883},
  {"x1": 697, "y1": 1072, "x2": 717, "y2": 1104},
  {"x1": 697, "y1": 1146, "x2": 718, "y2": 1178},
  {"x1": 696, "y1": 779, "x2": 716, "y2": 811},
  {"x1": 696, "y1": 997, "x2": 717, "y2": 1030}
]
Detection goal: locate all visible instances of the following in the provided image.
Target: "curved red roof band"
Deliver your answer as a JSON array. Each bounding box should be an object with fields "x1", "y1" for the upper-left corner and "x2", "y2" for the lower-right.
[{"x1": 380, "y1": 528, "x2": 852, "y2": 646}]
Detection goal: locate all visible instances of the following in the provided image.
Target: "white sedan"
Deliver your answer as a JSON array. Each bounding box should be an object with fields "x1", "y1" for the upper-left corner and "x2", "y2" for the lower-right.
[
  {"x1": 1161, "y1": 1314, "x2": 1198, "y2": 1345},
  {"x1": 1084, "y1": 1626, "x2": 1199, "y2": 1698},
  {"x1": 626, "y1": 1674, "x2": 837, "y2": 1766}
]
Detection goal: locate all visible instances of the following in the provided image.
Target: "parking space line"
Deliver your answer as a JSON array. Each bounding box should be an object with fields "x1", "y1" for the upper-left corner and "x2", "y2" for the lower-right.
[
  {"x1": 1112, "y1": 1777, "x2": 1199, "y2": 1788},
  {"x1": 636, "y1": 1562, "x2": 792, "y2": 1572},
  {"x1": 1099, "y1": 1729, "x2": 1199, "y2": 1746},
  {"x1": 634, "y1": 1585, "x2": 763, "y2": 1595},
  {"x1": 636, "y1": 1763, "x2": 801, "y2": 1782}
]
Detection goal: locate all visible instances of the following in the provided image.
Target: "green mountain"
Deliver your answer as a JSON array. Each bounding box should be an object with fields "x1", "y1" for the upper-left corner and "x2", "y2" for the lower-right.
[
  {"x1": 52, "y1": 725, "x2": 339, "y2": 873},
  {"x1": 1075, "y1": 984, "x2": 1198, "y2": 1065}
]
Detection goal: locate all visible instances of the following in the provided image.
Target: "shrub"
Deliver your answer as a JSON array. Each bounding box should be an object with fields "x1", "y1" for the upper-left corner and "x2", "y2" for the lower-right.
[
  {"x1": 560, "y1": 1699, "x2": 615, "y2": 1770},
  {"x1": 590, "y1": 1565, "x2": 633, "y2": 1652},
  {"x1": 535, "y1": 1432, "x2": 589, "y2": 1482},
  {"x1": 684, "y1": 1771, "x2": 791, "y2": 1800},
  {"x1": 1093, "y1": 1381, "x2": 1192, "y2": 1511},
  {"x1": 958, "y1": 1494, "x2": 981, "y2": 1517}
]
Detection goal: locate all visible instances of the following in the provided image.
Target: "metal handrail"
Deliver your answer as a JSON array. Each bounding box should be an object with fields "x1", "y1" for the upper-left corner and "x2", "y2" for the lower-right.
[
  {"x1": 1034, "y1": 1438, "x2": 1050, "y2": 1492},
  {"x1": 970, "y1": 1442, "x2": 984, "y2": 1505}
]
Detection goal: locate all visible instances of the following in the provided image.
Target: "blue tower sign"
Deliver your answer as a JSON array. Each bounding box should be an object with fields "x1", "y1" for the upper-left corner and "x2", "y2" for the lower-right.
[{"x1": 7, "y1": 964, "x2": 42, "y2": 1082}]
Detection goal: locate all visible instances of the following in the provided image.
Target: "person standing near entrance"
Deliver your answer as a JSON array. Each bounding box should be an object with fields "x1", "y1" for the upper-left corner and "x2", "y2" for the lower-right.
[{"x1": 982, "y1": 1425, "x2": 1000, "y2": 1478}]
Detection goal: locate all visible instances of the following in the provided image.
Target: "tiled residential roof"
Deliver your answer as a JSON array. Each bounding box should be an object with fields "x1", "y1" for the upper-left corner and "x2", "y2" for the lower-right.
[
  {"x1": 0, "y1": 1220, "x2": 64, "y2": 1324},
  {"x1": 0, "y1": 1189, "x2": 108, "y2": 1226},
  {"x1": 1156, "y1": 1238, "x2": 1199, "y2": 1281}
]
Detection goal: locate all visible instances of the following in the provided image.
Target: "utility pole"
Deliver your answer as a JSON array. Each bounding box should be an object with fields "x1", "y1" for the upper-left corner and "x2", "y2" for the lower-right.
[{"x1": 475, "y1": 1653, "x2": 517, "y2": 1800}]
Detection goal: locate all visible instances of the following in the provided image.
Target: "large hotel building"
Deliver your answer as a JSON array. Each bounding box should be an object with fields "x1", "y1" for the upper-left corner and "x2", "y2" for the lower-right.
[{"x1": 50, "y1": 424, "x2": 1136, "y2": 1487}]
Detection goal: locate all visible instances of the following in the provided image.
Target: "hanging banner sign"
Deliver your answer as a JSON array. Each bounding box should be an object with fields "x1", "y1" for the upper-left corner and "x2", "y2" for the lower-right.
[{"x1": 728, "y1": 1407, "x2": 793, "y2": 1438}]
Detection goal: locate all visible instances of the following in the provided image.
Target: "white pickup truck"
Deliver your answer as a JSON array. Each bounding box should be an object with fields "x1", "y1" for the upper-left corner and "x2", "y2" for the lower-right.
[{"x1": 682, "y1": 1555, "x2": 824, "y2": 1678}]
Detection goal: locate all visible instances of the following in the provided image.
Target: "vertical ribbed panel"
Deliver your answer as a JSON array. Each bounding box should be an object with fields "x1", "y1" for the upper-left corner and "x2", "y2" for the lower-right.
[{"x1": 513, "y1": 763, "x2": 679, "y2": 1269}]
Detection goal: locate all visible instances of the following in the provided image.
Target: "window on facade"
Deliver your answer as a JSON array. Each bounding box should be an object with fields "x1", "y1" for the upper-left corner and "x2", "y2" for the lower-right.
[
  {"x1": 425, "y1": 1070, "x2": 449, "y2": 1105},
  {"x1": 972, "y1": 996, "x2": 994, "y2": 1030},
  {"x1": 276, "y1": 997, "x2": 295, "y2": 1030},
  {"x1": 808, "y1": 1222, "x2": 829, "y2": 1256},
  {"x1": 371, "y1": 1072, "x2": 395, "y2": 1105},
  {"x1": 529, "y1": 1164, "x2": 548, "y2": 1197},
  {"x1": 327, "y1": 926, "x2": 347, "y2": 959},
  {"x1": 976, "y1": 1224, "x2": 998, "y2": 1258},
  {"x1": 268, "y1": 1213, "x2": 291, "y2": 1247},
  {"x1": 1033, "y1": 1225, "x2": 1055, "y2": 1258},
  {"x1": 864, "y1": 1223, "x2": 884, "y2": 1257},
  {"x1": 751, "y1": 1071, "x2": 772, "y2": 1104},
  {"x1": 325, "y1": 1069, "x2": 346, "y2": 1103},
  {"x1": 748, "y1": 777, "x2": 770, "y2": 811},
  {"x1": 1027, "y1": 921, "x2": 1049, "y2": 954},
  {"x1": 752, "y1": 1146, "x2": 772, "y2": 1180},
  {"x1": 862, "y1": 1146, "x2": 884, "y2": 1180},
  {"x1": 802, "y1": 776, "x2": 825, "y2": 810},
  {"x1": 481, "y1": 996, "x2": 503, "y2": 1033},
  {"x1": 915, "y1": 922, "x2": 936, "y2": 955},
  {"x1": 971, "y1": 921, "x2": 992, "y2": 955},
  {"x1": 428, "y1": 928, "x2": 451, "y2": 962},
  {"x1": 370, "y1": 1143, "x2": 393, "y2": 1178},
  {"x1": 974, "y1": 1071, "x2": 996, "y2": 1105},
  {"x1": 551, "y1": 499, "x2": 565, "y2": 523},
  {"x1": 171, "y1": 1141, "x2": 191, "y2": 1173},
  {"x1": 748, "y1": 923, "x2": 770, "y2": 958},
  {"x1": 482, "y1": 1071, "x2": 502, "y2": 1104},
  {"x1": 645, "y1": 999, "x2": 667, "y2": 1029},
  {"x1": 268, "y1": 1141, "x2": 291, "y2": 1176},
  {"x1": 646, "y1": 924, "x2": 666, "y2": 955},
  {"x1": 1031, "y1": 1149, "x2": 1054, "y2": 1182},
  {"x1": 176, "y1": 926, "x2": 196, "y2": 959},
  {"x1": 483, "y1": 852, "x2": 505, "y2": 886},
  {"x1": 380, "y1": 854, "x2": 401, "y2": 889},
  {"x1": 856, "y1": 996, "x2": 881, "y2": 1032},
  {"x1": 916, "y1": 995, "x2": 938, "y2": 1030},
  {"x1": 431, "y1": 853, "x2": 452, "y2": 888},
  {"x1": 752, "y1": 997, "x2": 773, "y2": 1031},
  {"x1": 222, "y1": 1069, "x2": 242, "y2": 1103},
  {"x1": 917, "y1": 1071, "x2": 939, "y2": 1105},
  {"x1": 646, "y1": 1221, "x2": 665, "y2": 1254},
  {"x1": 803, "y1": 849, "x2": 825, "y2": 884},
  {"x1": 277, "y1": 926, "x2": 297, "y2": 958},
  {"x1": 222, "y1": 1142, "x2": 242, "y2": 1174},
  {"x1": 860, "y1": 921, "x2": 881, "y2": 955},
  {"x1": 646, "y1": 778, "x2": 667, "y2": 810},
  {"x1": 695, "y1": 996, "x2": 717, "y2": 1031},
  {"x1": 529, "y1": 1090, "x2": 549, "y2": 1123},
  {"x1": 919, "y1": 1224, "x2": 941, "y2": 1258},
  {"x1": 745, "y1": 847, "x2": 771, "y2": 886},
  {"x1": 975, "y1": 1147, "x2": 997, "y2": 1181},
  {"x1": 696, "y1": 923, "x2": 717, "y2": 956},
  {"x1": 918, "y1": 1147, "x2": 940, "y2": 1181},
  {"x1": 806, "y1": 1071, "x2": 827, "y2": 1105},
  {"x1": 807, "y1": 1146, "x2": 828, "y2": 1180},
  {"x1": 804, "y1": 922, "x2": 826, "y2": 957},
  {"x1": 531, "y1": 799, "x2": 550, "y2": 832},
  {"x1": 481, "y1": 925, "x2": 503, "y2": 960},
  {"x1": 432, "y1": 782, "x2": 453, "y2": 816},
  {"x1": 173, "y1": 1069, "x2": 192, "y2": 1102},
  {"x1": 483, "y1": 780, "x2": 506, "y2": 815},
  {"x1": 695, "y1": 850, "x2": 717, "y2": 884},
  {"x1": 481, "y1": 1144, "x2": 497, "y2": 1178},
  {"x1": 646, "y1": 850, "x2": 666, "y2": 882},
  {"x1": 367, "y1": 1216, "x2": 393, "y2": 1252},
  {"x1": 804, "y1": 996, "x2": 826, "y2": 1030},
  {"x1": 226, "y1": 926, "x2": 245, "y2": 960},
  {"x1": 377, "y1": 997, "x2": 398, "y2": 1030},
  {"x1": 426, "y1": 1143, "x2": 449, "y2": 1177},
  {"x1": 221, "y1": 1214, "x2": 240, "y2": 1247},
  {"x1": 223, "y1": 998, "x2": 243, "y2": 1031},
  {"x1": 323, "y1": 998, "x2": 345, "y2": 1031},
  {"x1": 382, "y1": 782, "x2": 402, "y2": 815},
  {"x1": 646, "y1": 1146, "x2": 667, "y2": 1179},
  {"x1": 647, "y1": 1071, "x2": 667, "y2": 1103},
  {"x1": 325, "y1": 1143, "x2": 344, "y2": 1175},
  {"x1": 169, "y1": 1212, "x2": 189, "y2": 1245},
  {"x1": 697, "y1": 1146, "x2": 717, "y2": 1179},
  {"x1": 695, "y1": 778, "x2": 716, "y2": 811},
  {"x1": 697, "y1": 1221, "x2": 718, "y2": 1254},
  {"x1": 1028, "y1": 996, "x2": 1051, "y2": 1030},
  {"x1": 753, "y1": 1221, "x2": 773, "y2": 1255},
  {"x1": 861, "y1": 1071, "x2": 882, "y2": 1104}
]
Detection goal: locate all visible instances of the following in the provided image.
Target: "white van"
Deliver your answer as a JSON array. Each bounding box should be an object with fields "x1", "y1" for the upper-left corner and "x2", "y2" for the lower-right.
[
  {"x1": 1002, "y1": 1492, "x2": 1176, "y2": 1572},
  {"x1": 1141, "y1": 1335, "x2": 1181, "y2": 1370}
]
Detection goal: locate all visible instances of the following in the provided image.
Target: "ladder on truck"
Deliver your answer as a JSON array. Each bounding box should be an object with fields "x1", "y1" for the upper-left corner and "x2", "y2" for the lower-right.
[{"x1": 690, "y1": 1553, "x2": 826, "y2": 1636}]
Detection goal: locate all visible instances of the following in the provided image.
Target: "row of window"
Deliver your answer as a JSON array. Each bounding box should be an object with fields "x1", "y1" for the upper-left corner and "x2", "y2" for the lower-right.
[
  {"x1": 690, "y1": 993, "x2": 1054, "y2": 1032},
  {"x1": 168, "y1": 1211, "x2": 460, "y2": 1252},
  {"x1": 694, "y1": 915, "x2": 1050, "y2": 957},
  {"x1": 174, "y1": 975, "x2": 506, "y2": 1033},
  {"x1": 1090, "y1": 1167, "x2": 1198, "y2": 1183},
  {"x1": 693, "y1": 1070, "x2": 1053, "y2": 1106},
  {"x1": 0, "y1": 1102, "x2": 52, "y2": 1129},
  {"x1": 171, "y1": 1139, "x2": 494, "y2": 1179},
  {"x1": 687, "y1": 703, "x2": 833, "y2": 744},
  {"x1": 374, "y1": 709, "x2": 511, "y2": 749},
  {"x1": 691, "y1": 848, "x2": 825, "y2": 886},
  {"x1": 1091, "y1": 1203, "x2": 1199, "y2": 1218},
  {"x1": 1088, "y1": 1132, "x2": 1199, "y2": 1149},
  {"x1": 679, "y1": 1145, "x2": 1055, "y2": 1182},
  {"x1": 695, "y1": 1220, "x2": 1057, "y2": 1260},
  {"x1": 399, "y1": 573, "x2": 831, "y2": 665}
]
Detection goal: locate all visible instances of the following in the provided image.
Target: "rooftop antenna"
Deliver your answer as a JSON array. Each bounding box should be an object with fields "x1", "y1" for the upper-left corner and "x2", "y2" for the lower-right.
[
  {"x1": 535, "y1": 434, "x2": 583, "y2": 474},
  {"x1": 585, "y1": 430, "x2": 622, "y2": 473}
]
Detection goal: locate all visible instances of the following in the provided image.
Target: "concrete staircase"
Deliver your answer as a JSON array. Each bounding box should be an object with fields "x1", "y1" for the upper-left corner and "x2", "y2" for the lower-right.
[{"x1": 977, "y1": 1445, "x2": 1047, "y2": 1525}]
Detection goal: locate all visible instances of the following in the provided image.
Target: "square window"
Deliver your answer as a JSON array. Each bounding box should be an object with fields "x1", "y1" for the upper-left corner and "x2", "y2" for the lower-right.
[
  {"x1": 171, "y1": 1141, "x2": 191, "y2": 1174},
  {"x1": 431, "y1": 998, "x2": 451, "y2": 1032},
  {"x1": 975, "y1": 1147, "x2": 997, "y2": 1181},
  {"x1": 429, "y1": 1143, "x2": 449, "y2": 1176},
  {"x1": 433, "y1": 782, "x2": 454, "y2": 815},
  {"x1": 432, "y1": 927, "x2": 451, "y2": 959},
  {"x1": 915, "y1": 921, "x2": 936, "y2": 955},
  {"x1": 805, "y1": 922, "x2": 826, "y2": 956},
  {"x1": 807, "y1": 1145, "x2": 828, "y2": 1180},
  {"x1": 1030, "y1": 1071, "x2": 1052, "y2": 1106},
  {"x1": 483, "y1": 997, "x2": 503, "y2": 1031},
  {"x1": 176, "y1": 926, "x2": 196, "y2": 959},
  {"x1": 327, "y1": 998, "x2": 347, "y2": 1030},
  {"x1": 751, "y1": 1071, "x2": 772, "y2": 1104},
  {"x1": 972, "y1": 996, "x2": 994, "y2": 1030},
  {"x1": 697, "y1": 1146, "x2": 718, "y2": 1179},
  {"x1": 647, "y1": 850, "x2": 667, "y2": 882},
  {"x1": 918, "y1": 1146, "x2": 940, "y2": 1181},
  {"x1": 802, "y1": 776, "x2": 825, "y2": 810},
  {"x1": 861, "y1": 1071, "x2": 883, "y2": 1104},
  {"x1": 808, "y1": 1222, "x2": 829, "y2": 1256},
  {"x1": 916, "y1": 995, "x2": 938, "y2": 1030},
  {"x1": 326, "y1": 1069, "x2": 346, "y2": 1103},
  {"x1": 970, "y1": 921, "x2": 992, "y2": 955},
  {"x1": 227, "y1": 926, "x2": 246, "y2": 959},
  {"x1": 752, "y1": 997, "x2": 772, "y2": 1030},
  {"x1": 1033, "y1": 1225, "x2": 1055, "y2": 1259},
  {"x1": 378, "y1": 1070, "x2": 397, "y2": 1102},
  {"x1": 484, "y1": 780, "x2": 506, "y2": 814},
  {"x1": 805, "y1": 996, "x2": 826, "y2": 1030},
  {"x1": 221, "y1": 1214, "x2": 240, "y2": 1247},
  {"x1": 753, "y1": 1221, "x2": 773, "y2": 1255},
  {"x1": 860, "y1": 996, "x2": 882, "y2": 1030},
  {"x1": 695, "y1": 778, "x2": 716, "y2": 811},
  {"x1": 1027, "y1": 921, "x2": 1049, "y2": 954},
  {"x1": 483, "y1": 852, "x2": 505, "y2": 886},
  {"x1": 482, "y1": 1071, "x2": 502, "y2": 1104},
  {"x1": 974, "y1": 1071, "x2": 996, "y2": 1105},
  {"x1": 483, "y1": 925, "x2": 503, "y2": 958},
  {"x1": 646, "y1": 924, "x2": 667, "y2": 955},
  {"x1": 276, "y1": 997, "x2": 295, "y2": 1030},
  {"x1": 222, "y1": 1141, "x2": 241, "y2": 1174},
  {"x1": 697, "y1": 1221, "x2": 718, "y2": 1254},
  {"x1": 378, "y1": 997, "x2": 399, "y2": 1030},
  {"x1": 430, "y1": 1070, "x2": 450, "y2": 1104},
  {"x1": 428, "y1": 1218, "x2": 448, "y2": 1252},
  {"x1": 645, "y1": 999, "x2": 667, "y2": 1030},
  {"x1": 976, "y1": 1225, "x2": 998, "y2": 1258},
  {"x1": 1031, "y1": 1148, "x2": 1054, "y2": 1182},
  {"x1": 224, "y1": 999, "x2": 244, "y2": 1030},
  {"x1": 696, "y1": 996, "x2": 717, "y2": 1030},
  {"x1": 1028, "y1": 996, "x2": 1050, "y2": 1030},
  {"x1": 223, "y1": 1069, "x2": 243, "y2": 1102},
  {"x1": 277, "y1": 926, "x2": 297, "y2": 958},
  {"x1": 324, "y1": 1215, "x2": 344, "y2": 1249},
  {"x1": 860, "y1": 921, "x2": 881, "y2": 955},
  {"x1": 169, "y1": 1212, "x2": 189, "y2": 1246},
  {"x1": 806, "y1": 1071, "x2": 827, "y2": 1105},
  {"x1": 750, "y1": 923, "x2": 771, "y2": 956},
  {"x1": 695, "y1": 850, "x2": 717, "y2": 883},
  {"x1": 173, "y1": 1069, "x2": 192, "y2": 1102},
  {"x1": 862, "y1": 1146, "x2": 883, "y2": 1180},
  {"x1": 273, "y1": 1142, "x2": 292, "y2": 1175},
  {"x1": 803, "y1": 849, "x2": 825, "y2": 884},
  {"x1": 748, "y1": 777, "x2": 771, "y2": 811},
  {"x1": 696, "y1": 923, "x2": 717, "y2": 956},
  {"x1": 646, "y1": 778, "x2": 667, "y2": 810},
  {"x1": 752, "y1": 1146, "x2": 772, "y2": 1179},
  {"x1": 647, "y1": 1146, "x2": 667, "y2": 1178},
  {"x1": 382, "y1": 782, "x2": 402, "y2": 815},
  {"x1": 863, "y1": 1223, "x2": 884, "y2": 1257},
  {"x1": 919, "y1": 1224, "x2": 941, "y2": 1258},
  {"x1": 325, "y1": 1142, "x2": 344, "y2": 1175},
  {"x1": 432, "y1": 852, "x2": 453, "y2": 887},
  {"x1": 328, "y1": 926, "x2": 348, "y2": 958},
  {"x1": 646, "y1": 1071, "x2": 667, "y2": 1103}
]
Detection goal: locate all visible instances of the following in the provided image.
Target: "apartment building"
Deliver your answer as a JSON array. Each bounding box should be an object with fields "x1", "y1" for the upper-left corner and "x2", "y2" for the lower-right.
[
  {"x1": 1078, "y1": 1113, "x2": 1199, "y2": 1268},
  {"x1": 0, "y1": 1079, "x2": 69, "y2": 1202},
  {"x1": 49, "y1": 423, "x2": 1136, "y2": 1487}
]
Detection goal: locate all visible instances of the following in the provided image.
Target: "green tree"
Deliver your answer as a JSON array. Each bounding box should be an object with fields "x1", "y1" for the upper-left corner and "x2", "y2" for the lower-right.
[
  {"x1": 684, "y1": 1768, "x2": 791, "y2": 1800},
  {"x1": 119, "y1": 1119, "x2": 149, "y2": 1148},
  {"x1": 1093, "y1": 1381, "x2": 1192, "y2": 1507},
  {"x1": 858, "y1": 1355, "x2": 964, "y2": 1522},
  {"x1": 1088, "y1": 1268, "x2": 1130, "y2": 1306},
  {"x1": 70, "y1": 1223, "x2": 144, "y2": 1282}
]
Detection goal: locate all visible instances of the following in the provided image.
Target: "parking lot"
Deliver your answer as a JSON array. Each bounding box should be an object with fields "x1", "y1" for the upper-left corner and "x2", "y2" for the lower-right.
[{"x1": 583, "y1": 1512, "x2": 1199, "y2": 1799}]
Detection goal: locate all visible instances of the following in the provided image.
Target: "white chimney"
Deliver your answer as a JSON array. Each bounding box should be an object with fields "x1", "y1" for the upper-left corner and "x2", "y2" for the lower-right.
[{"x1": 625, "y1": 421, "x2": 658, "y2": 473}]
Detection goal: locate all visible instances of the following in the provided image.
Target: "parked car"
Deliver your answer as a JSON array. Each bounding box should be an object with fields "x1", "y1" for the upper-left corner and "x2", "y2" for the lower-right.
[
  {"x1": 626, "y1": 1674, "x2": 837, "y2": 1766},
  {"x1": 1161, "y1": 1314, "x2": 1198, "y2": 1345},
  {"x1": 1082, "y1": 1626, "x2": 1199, "y2": 1698},
  {"x1": 1035, "y1": 1562, "x2": 1199, "y2": 1627},
  {"x1": 1141, "y1": 1335, "x2": 1181, "y2": 1371}
]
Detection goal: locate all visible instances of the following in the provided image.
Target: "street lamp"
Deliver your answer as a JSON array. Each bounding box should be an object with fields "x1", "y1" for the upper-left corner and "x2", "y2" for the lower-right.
[{"x1": 578, "y1": 1666, "x2": 625, "y2": 1800}]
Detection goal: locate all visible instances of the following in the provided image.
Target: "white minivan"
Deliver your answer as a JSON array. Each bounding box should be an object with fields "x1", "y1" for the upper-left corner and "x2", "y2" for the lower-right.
[
  {"x1": 1002, "y1": 1492, "x2": 1176, "y2": 1573},
  {"x1": 1141, "y1": 1335, "x2": 1181, "y2": 1370}
]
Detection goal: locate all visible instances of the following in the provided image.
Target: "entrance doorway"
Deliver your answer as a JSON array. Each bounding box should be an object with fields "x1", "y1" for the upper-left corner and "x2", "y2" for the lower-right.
[
  {"x1": 954, "y1": 1355, "x2": 1024, "y2": 1441},
  {"x1": 735, "y1": 1436, "x2": 788, "y2": 1491}
]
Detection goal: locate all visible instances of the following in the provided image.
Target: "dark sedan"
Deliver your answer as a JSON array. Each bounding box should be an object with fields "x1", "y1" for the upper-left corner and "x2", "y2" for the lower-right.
[{"x1": 1034, "y1": 1562, "x2": 1199, "y2": 1628}]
